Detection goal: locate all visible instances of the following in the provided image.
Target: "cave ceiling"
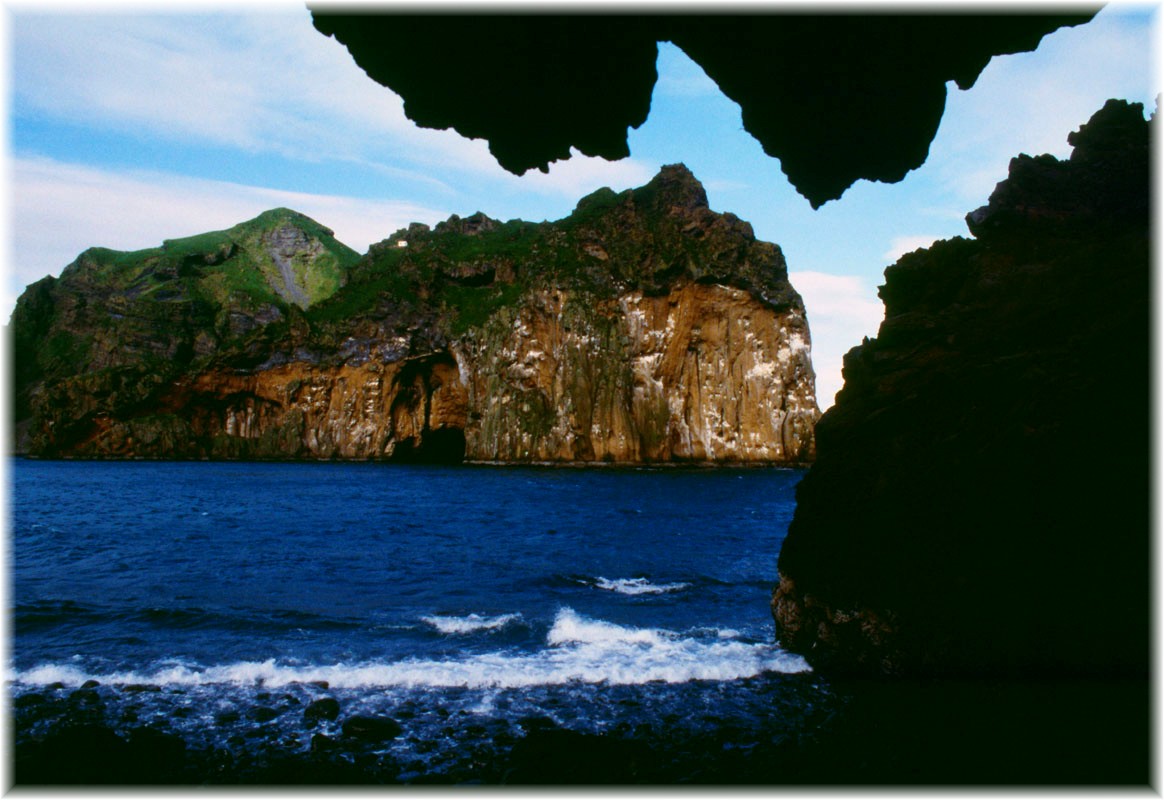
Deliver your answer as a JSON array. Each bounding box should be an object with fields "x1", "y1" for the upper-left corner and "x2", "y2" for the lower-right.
[{"x1": 310, "y1": 11, "x2": 1096, "y2": 207}]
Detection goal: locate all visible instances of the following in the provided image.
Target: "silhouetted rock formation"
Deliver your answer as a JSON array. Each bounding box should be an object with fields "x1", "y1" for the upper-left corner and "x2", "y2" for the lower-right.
[
  {"x1": 772, "y1": 99, "x2": 1150, "y2": 679},
  {"x1": 310, "y1": 12, "x2": 1094, "y2": 207}
]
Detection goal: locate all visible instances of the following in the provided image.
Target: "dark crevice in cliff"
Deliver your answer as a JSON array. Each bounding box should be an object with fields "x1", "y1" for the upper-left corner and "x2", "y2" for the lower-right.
[{"x1": 389, "y1": 428, "x2": 467, "y2": 465}]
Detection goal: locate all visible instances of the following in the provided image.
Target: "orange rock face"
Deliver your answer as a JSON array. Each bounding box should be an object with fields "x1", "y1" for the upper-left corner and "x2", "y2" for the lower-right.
[
  {"x1": 14, "y1": 165, "x2": 819, "y2": 463},
  {"x1": 70, "y1": 281, "x2": 816, "y2": 464},
  {"x1": 458, "y1": 283, "x2": 817, "y2": 463}
]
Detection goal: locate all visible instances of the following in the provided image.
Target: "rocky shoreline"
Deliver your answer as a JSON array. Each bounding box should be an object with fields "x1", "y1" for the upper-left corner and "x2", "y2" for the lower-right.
[{"x1": 12, "y1": 676, "x2": 1147, "y2": 785}]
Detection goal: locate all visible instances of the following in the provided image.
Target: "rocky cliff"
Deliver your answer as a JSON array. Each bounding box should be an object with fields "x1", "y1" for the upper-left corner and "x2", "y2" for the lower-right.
[
  {"x1": 771, "y1": 100, "x2": 1150, "y2": 678},
  {"x1": 12, "y1": 165, "x2": 819, "y2": 463}
]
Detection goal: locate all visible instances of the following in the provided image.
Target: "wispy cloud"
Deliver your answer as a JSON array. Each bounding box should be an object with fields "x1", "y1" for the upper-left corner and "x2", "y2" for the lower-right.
[
  {"x1": 8, "y1": 156, "x2": 449, "y2": 317},
  {"x1": 508, "y1": 150, "x2": 658, "y2": 212},
  {"x1": 12, "y1": 11, "x2": 480, "y2": 167},
  {"x1": 883, "y1": 235, "x2": 945, "y2": 263},
  {"x1": 788, "y1": 270, "x2": 884, "y2": 410},
  {"x1": 926, "y1": 7, "x2": 1154, "y2": 208},
  {"x1": 10, "y1": 10, "x2": 655, "y2": 202}
]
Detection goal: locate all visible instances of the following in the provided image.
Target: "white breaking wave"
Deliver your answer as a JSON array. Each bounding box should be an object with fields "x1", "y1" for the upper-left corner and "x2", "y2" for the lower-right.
[
  {"x1": 589, "y1": 576, "x2": 691, "y2": 596},
  {"x1": 10, "y1": 609, "x2": 809, "y2": 691},
  {"x1": 421, "y1": 613, "x2": 523, "y2": 635},
  {"x1": 546, "y1": 607, "x2": 667, "y2": 646}
]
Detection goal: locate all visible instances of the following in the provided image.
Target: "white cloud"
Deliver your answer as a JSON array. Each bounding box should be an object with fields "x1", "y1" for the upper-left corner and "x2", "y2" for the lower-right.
[
  {"x1": 7, "y1": 156, "x2": 449, "y2": 318},
  {"x1": 789, "y1": 270, "x2": 884, "y2": 410},
  {"x1": 505, "y1": 149, "x2": 658, "y2": 211},
  {"x1": 926, "y1": 6, "x2": 1155, "y2": 208},
  {"x1": 10, "y1": 9, "x2": 656, "y2": 202},
  {"x1": 13, "y1": 10, "x2": 487, "y2": 169},
  {"x1": 883, "y1": 234, "x2": 944, "y2": 263},
  {"x1": 6, "y1": 151, "x2": 659, "y2": 321}
]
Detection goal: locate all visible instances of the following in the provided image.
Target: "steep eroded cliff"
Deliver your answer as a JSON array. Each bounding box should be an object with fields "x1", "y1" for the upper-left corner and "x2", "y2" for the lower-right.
[{"x1": 12, "y1": 166, "x2": 818, "y2": 464}]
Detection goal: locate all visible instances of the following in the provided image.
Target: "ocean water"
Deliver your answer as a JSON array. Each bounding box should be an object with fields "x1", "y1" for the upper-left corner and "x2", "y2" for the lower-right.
[{"x1": 10, "y1": 459, "x2": 836, "y2": 781}]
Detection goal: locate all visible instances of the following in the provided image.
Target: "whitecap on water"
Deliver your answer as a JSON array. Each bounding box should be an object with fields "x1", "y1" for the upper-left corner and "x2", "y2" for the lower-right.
[
  {"x1": 420, "y1": 613, "x2": 523, "y2": 635},
  {"x1": 11, "y1": 608, "x2": 810, "y2": 691},
  {"x1": 584, "y1": 576, "x2": 692, "y2": 595}
]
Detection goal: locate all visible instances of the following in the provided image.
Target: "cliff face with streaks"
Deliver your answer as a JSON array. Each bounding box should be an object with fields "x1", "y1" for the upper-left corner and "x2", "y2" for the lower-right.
[
  {"x1": 12, "y1": 165, "x2": 818, "y2": 463},
  {"x1": 457, "y1": 281, "x2": 814, "y2": 463}
]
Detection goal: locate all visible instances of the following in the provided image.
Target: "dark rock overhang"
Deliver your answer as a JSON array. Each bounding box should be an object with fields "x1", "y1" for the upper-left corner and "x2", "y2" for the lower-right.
[{"x1": 309, "y1": 10, "x2": 1096, "y2": 208}]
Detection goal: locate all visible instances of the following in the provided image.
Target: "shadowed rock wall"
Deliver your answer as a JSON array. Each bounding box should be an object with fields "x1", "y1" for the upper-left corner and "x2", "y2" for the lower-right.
[{"x1": 771, "y1": 99, "x2": 1150, "y2": 679}]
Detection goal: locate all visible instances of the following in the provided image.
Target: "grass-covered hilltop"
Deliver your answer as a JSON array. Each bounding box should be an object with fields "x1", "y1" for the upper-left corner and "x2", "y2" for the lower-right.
[{"x1": 11, "y1": 165, "x2": 819, "y2": 463}]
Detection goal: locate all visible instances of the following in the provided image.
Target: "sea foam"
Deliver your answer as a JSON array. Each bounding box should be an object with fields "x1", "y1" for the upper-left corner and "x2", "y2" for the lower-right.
[
  {"x1": 420, "y1": 613, "x2": 523, "y2": 635},
  {"x1": 589, "y1": 576, "x2": 691, "y2": 596},
  {"x1": 11, "y1": 609, "x2": 810, "y2": 691}
]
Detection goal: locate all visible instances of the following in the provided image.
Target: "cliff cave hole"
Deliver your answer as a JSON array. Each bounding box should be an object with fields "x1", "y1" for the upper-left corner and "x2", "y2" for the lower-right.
[{"x1": 390, "y1": 428, "x2": 467, "y2": 464}]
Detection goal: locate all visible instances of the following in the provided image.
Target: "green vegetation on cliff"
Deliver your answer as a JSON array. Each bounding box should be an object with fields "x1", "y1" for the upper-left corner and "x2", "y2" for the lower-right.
[
  {"x1": 305, "y1": 165, "x2": 798, "y2": 345},
  {"x1": 10, "y1": 208, "x2": 360, "y2": 453},
  {"x1": 11, "y1": 164, "x2": 817, "y2": 461}
]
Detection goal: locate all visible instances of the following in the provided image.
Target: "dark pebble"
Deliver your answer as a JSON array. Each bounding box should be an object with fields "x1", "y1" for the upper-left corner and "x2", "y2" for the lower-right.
[
  {"x1": 122, "y1": 684, "x2": 162, "y2": 694},
  {"x1": 309, "y1": 680, "x2": 329, "y2": 690},
  {"x1": 517, "y1": 715, "x2": 557, "y2": 732},
  {"x1": 249, "y1": 706, "x2": 282, "y2": 723},
  {"x1": 214, "y1": 710, "x2": 241, "y2": 725},
  {"x1": 310, "y1": 733, "x2": 339, "y2": 753},
  {"x1": 68, "y1": 689, "x2": 103, "y2": 707},
  {"x1": 342, "y1": 715, "x2": 403, "y2": 742},
  {"x1": 304, "y1": 697, "x2": 341, "y2": 724},
  {"x1": 14, "y1": 693, "x2": 46, "y2": 709},
  {"x1": 80, "y1": 680, "x2": 101, "y2": 689}
]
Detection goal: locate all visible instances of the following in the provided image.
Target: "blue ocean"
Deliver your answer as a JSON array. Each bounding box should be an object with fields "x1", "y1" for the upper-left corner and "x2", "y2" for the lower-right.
[{"x1": 10, "y1": 459, "x2": 836, "y2": 781}]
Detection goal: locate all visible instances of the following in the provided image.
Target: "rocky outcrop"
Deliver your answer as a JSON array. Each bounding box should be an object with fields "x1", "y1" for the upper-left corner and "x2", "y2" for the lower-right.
[
  {"x1": 458, "y1": 282, "x2": 814, "y2": 463},
  {"x1": 771, "y1": 100, "x2": 1150, "y2": 678},
  {"x1": 12, "y1": 165, "x2": 818, "y2": 463},
  {"x1": 311, "y1": 12, "x2": 1093, "y2": 206}
]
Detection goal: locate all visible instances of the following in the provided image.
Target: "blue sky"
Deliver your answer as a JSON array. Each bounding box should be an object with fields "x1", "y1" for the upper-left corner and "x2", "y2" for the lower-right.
[{"x1": 7, "y1": 3, "x2": 1158, "y2": 408}]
